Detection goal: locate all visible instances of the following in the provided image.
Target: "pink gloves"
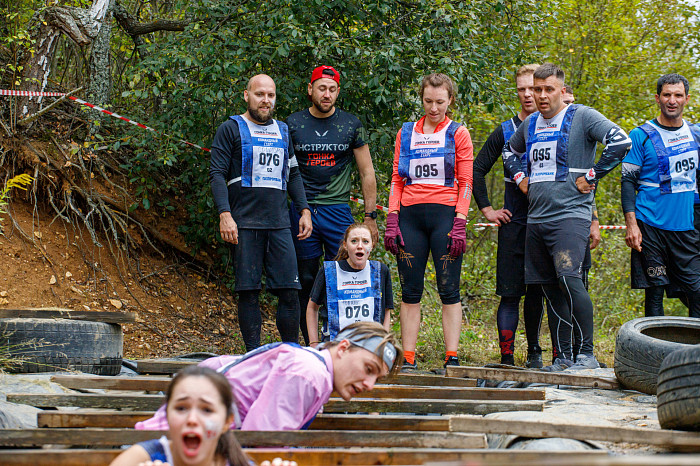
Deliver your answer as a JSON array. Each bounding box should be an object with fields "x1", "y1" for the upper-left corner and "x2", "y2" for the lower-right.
[
  {"x1": 449, "y1": 217, "x2": 467, "y2": 257},
  {"x1": 383, "y1": 212, "x2": 404, "y2": 255}
]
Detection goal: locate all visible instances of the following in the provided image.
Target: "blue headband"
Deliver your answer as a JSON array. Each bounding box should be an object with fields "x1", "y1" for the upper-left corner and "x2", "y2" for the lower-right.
[{"x1": 334, "y1": 328, "x2": 397, "y2": 369}]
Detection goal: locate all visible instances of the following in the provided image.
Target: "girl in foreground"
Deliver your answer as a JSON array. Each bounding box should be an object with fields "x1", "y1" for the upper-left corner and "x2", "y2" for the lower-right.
[
  {"x1": 306, "y1": 223, "x2": 393, "y2": 345},
  {"x1": 110, "y1": 365, "x2": 294, "y2": 466}
]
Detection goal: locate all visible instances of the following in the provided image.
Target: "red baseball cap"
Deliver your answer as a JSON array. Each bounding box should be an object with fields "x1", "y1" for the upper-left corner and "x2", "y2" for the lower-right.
[{"x1": 310, "y1": 66, "x2": 340, "y2": 85}]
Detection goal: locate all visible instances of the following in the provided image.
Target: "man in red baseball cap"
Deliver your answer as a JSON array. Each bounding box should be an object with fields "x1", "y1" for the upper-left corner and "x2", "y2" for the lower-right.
[{"x1": 286, "y1": 66, "x2": 379, "y2": 347}]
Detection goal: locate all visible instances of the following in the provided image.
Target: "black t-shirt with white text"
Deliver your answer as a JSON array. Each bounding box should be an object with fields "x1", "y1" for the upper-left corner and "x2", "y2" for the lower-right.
[{"x1": 286, "y1": 108, "x2": 366, "y2": 205}]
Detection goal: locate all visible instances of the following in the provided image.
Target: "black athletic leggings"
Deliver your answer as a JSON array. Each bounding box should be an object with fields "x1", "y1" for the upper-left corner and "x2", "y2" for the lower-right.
[
  {"x1": 238, "y1": 289, "x2": 300, "y2": 351},
  {"x1": 646, "y1": 286, "x2": 700, "y2": 318},
  {"x1": 297, "y1": 258, "x2": 320, "y2": 346},
  {"x1": 397, "y1": 203, "x2": 462, "y2": 304},
  {"x1": 541, "y1": 276, "x2": 594, "y2": 361},
  {"x1": 497, "y1": 285, "x2": 544, "y2": 355}
]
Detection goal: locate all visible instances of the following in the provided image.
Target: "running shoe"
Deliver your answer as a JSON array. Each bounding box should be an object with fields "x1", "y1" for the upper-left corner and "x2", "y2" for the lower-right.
[
  {"x1": 539, "y1": 357, "x2": 574, "y2": 372},
  {"x1": 401, "y1": 358, "x2": 417, "y2": 371},
  {"x1": 500, "y1": 354, "x2": 515, "y2": 366},
  {"x1": 567, "y1": 354, "x2": 600, "y2": 370},
  {"x1": 526, "y1": 346, "x2": 543, "y2": 369},
  {"x1": 444, "y1": 356, "x2": 460, "y2": 368}
]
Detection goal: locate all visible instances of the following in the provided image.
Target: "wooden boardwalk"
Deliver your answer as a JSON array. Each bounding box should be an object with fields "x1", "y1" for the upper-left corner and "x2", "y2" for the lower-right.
[{"x1": 2, "y1": 364, "x2": 699, "y2": 465}]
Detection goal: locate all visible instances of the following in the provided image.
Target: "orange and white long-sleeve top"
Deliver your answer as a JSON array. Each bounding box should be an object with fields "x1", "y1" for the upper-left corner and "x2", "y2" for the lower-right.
[{"x1": 389, "y1": 115, "x2": 474, "y2": 216}]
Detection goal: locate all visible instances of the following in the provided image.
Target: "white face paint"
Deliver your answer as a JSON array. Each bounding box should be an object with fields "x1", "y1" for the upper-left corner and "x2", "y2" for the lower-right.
[{"x1": 204, "y1": 418, "x2": 222, "y2": 439}]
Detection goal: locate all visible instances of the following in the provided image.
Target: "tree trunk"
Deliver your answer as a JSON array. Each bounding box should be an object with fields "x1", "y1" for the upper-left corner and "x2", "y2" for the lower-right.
[
  {"x1": 87, "y1": 0, "x2": 114, "y2": 135},
  {"x1": 18, "y1": 0, "x2": 111, "y2": 120}
]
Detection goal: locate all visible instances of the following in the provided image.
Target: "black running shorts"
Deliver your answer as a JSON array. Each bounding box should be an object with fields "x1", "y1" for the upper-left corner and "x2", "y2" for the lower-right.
[
  {"x1": 630, "y1": 219, "x2": 700, "y2": 293},
  {"x1": 232, "y1": 228, "x2": 301, "y2": 291},
  {"x1": 524, "y1": 218, "x2": 590, "y2": 285}
]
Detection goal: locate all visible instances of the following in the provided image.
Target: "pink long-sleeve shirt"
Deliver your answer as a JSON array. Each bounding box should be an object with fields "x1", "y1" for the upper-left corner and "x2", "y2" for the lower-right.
[{"x1": 135, "y1": 345, "x2": 334, "y2": 431}]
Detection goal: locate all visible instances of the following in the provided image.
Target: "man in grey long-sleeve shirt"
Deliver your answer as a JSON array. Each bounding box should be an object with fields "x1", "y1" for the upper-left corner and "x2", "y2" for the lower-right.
[
  {"x1": 503, "y1": 63, "x2": 631, "y2": 370},
  {"x1": 209, "y1": 74, "x2": 313, "y2": 351}
]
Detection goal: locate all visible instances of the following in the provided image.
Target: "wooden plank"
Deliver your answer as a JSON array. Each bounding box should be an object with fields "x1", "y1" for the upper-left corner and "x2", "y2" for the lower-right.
[
  {"x1": 0, "y1": 428, "x2": 487, "y2": 449},
  {"x1": 426, "y1": 456, "x2": 700, "y2": 466},
  {"x1": 13, "y1": 393, "x2": 542, "y2": 414},
  {"x1": 0, "y1": 449, "x2": 611, "y2": 466},
  {"x1": 450, "y1": 415, "x2": 700, "y2": 451},
  {"x1": 38, "y1": 411, "x2": 451, "y2": 431},
  {"x1": 135, "y1": 358, "x2": 198, "y2": 374},
  {"x1": 322, "y1": 399, "x2": 543, "y2": 415},
  {"x1": 135, "y1": 359, "x2": 478, "y2": 386},
  {"x1": 51, "y1": 375, "x2": 172, "y2": 391},
  {"x1": 381, "y1": 373, "x2": 477, "y2": 387},
  {"x1": 50, "y1": 375, "x2": 542, "y2": 400},
  {"x1": 0, "y1": 307, "x2": 136, "y2": 323},
  {"x1": 446, "y1": 365, "x2": 620, "y2": 389}
]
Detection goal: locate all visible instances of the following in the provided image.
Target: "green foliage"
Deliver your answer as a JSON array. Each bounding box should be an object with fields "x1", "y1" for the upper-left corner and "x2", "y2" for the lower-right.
[
  {"x1": 116, "y1": 0, "x2": 541, "y2": 255},
  {"x1": 0, "y1": 174, "x2": 33, "y2": 234},
  {"x1": 0, "y1": 0, "x2": 39, "y2": 87},
  {"x1": 531, "y1": 0, "x2": 700, "y2": 127}
]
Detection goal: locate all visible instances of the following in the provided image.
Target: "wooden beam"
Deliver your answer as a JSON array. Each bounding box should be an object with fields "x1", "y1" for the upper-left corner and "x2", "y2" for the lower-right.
[
  {"x1": 0, "y1": 449, "x2": 611, "y2": 466},
  {"x1": 322, "y1": 399, "x2": 543, "y2": 415},
  {"x1": 135, "y1": 358, "x2": 198, "y2": 374},
  {"x1": 12, "y1": 393, "x2": 542, "y2": 415},
  {"x1": 50, "y1": 375, "x2": 541, "y2": 400},
  {"x1": 0, "y1": 307, "x2": 136, "y2": 323},
  {"x1": 450, "y1": 415, "x2": 700, "y2": 451},
  {"x1": 446, "y1": 366, "x2": 619, "y2": 389},
  {"x1": 381, "y1": 373, "x2": 476, "y2": 387},
  {"x1": 135, "y1": 359, "x2": 477, "y2": 387},
  {"x1": 0, "y1": 428, "x2": 487, "y2": 449},
  {"x1": 38, "y1": 411, "x2": 451, "y2": 431},
  {"x1": 51, "y1": 375, "x2": 171, "y2": 391}
]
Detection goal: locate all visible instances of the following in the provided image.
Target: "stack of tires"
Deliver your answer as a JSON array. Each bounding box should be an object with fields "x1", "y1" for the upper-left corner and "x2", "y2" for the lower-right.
[
  {"x1": 657, "y1": 345, "x2": 700, "y2": 431},
  {"x1": 614, "y1": 316, "x2": 700, "y2": 395},
  {"x1": 0, "y1": 317, "x2": 123, "y2": 375},
  {"x1": 614, "y1": 316, "x2": 700, "y2": 432}
]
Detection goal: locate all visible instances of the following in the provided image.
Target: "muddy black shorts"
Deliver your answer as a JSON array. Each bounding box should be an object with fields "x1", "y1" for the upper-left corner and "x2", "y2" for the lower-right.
[
  {"x1": 232, "y1": 228, "x2": 301, "y2": 291},
  {"x1": 496, "y1": 221, "x2": 527, "y2": 297},
  {"x1": 524, "y1": 218, "x2": 590, "y2": 285},
  {"x1": 630, "y1": 219, "x2": 700, "y2": 292}
]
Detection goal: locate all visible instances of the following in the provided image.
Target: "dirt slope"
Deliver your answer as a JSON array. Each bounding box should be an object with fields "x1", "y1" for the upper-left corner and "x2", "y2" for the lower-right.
[{"x1": 0, "y1": 197, "x2": 277, "y2": 360}]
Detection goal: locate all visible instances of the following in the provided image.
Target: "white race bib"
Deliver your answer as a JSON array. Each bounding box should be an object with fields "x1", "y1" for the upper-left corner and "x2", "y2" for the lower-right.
[
  {"x1": 338, "y1": 296, "x2": 375, "y2": 329},
  {"x1": 408, "y1": 156, "x2": 446, "y2": 185},
  {"x1": 252, "y1": 145, "x2": 284, "y2": 188},
  {"x1": 529, "y1": 140, "x2": 557, "y2": 183}
]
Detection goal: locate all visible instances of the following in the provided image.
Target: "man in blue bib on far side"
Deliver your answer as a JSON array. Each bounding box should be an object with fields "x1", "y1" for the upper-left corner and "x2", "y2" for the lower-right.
[
  {"x1": 209, "y1": 74, "x2": 313, "y2": 351},
  {"x1": 503, "y1": 63, "x2": 632, "y2": 371},
  {"x1": 622, "y1": 73, "x2": 700, "y2": 319}
]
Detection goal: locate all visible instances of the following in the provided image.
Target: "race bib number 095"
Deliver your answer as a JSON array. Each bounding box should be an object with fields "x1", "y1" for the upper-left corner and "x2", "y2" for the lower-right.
[
  {"x1": 408, "y1": 156, "x2": 445, "y2": 185},
  {"x1": 529, "y1": 141, "x2": 557, "y2": 183}
]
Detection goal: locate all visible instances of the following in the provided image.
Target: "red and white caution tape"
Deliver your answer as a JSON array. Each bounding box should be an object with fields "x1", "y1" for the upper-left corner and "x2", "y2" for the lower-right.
[
  {"x1": 1, "y1": 88, "x2": 632, "y2": 231},
  {"x1": 0, "y1": 89, "x2": 68, "y2": 97},
  {"x1": 350, "y1": 196, "x2": 388, "y2": 213},
  {"x1": 2, "y1": 89, "x2": 210, "y2": 152}
]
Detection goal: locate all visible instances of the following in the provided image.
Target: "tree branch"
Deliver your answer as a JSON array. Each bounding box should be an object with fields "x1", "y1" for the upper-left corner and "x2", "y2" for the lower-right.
[{"x1": 113, "y1": 1, "x2": 190, "y2": 37}]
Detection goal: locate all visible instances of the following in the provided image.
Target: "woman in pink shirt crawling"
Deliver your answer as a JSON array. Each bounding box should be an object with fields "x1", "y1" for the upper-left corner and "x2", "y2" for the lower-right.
[{"x1": 136, "y1": 321, "x2": 402, "y2": 432}]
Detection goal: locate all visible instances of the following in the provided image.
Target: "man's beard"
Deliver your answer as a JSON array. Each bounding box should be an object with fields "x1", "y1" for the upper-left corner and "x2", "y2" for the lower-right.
[
  {"x1": 312, "y1": 96, "x2": 334, "y2": 114},
  {"x1": 249, "y1": 105, "x2": 273, "y2": 123}
]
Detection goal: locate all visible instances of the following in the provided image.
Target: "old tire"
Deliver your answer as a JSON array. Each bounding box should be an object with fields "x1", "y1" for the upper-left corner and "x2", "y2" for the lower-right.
[
  {"x1": 0, "y1": 318, "x2": 123, "y2": 375},
  {"x1": 614, "y1": 316, "x2": 700, "y2": 395},
  {"x1": 657, "y1": 345, "x2": 700, "y2": 431}
]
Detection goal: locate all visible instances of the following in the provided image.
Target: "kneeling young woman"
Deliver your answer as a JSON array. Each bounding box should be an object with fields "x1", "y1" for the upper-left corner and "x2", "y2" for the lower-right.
[{"x1": 306, "y1": 223, "x2": 393, "y2": 346}]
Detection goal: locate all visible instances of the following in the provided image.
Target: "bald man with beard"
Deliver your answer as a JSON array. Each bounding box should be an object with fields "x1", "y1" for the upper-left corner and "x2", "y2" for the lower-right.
[{"x1": 210, "y1": 74, "x2": 313, "y2": 351}]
